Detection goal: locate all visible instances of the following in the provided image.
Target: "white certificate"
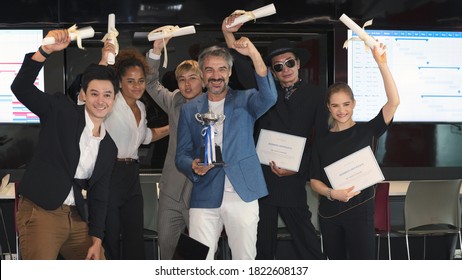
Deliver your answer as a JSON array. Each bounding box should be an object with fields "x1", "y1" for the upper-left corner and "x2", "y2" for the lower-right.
[
  {"x1": 147, "y1": 25, "x2": 196, "y2": 41},
  {"x1": 339, "y1": 13, "x2": 385, "y2": 55},
  {"x1": 324, "y1": 146, "x2": 384, "y2": 192},
  {"x1": 256, "y1": 129, "x2": 306, "y2": 172},
  {"x1": 226, "y1": 4, "x2": 277, "y2": 28}
]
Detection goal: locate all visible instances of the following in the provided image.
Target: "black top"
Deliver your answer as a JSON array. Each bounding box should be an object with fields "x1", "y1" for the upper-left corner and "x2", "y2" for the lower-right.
[
  {"x1": 310, "y1": 110, "x2": 389, "y2": 218},
  {"x1": 256, "y1": 80, "x2": 328, "y2": 207}
]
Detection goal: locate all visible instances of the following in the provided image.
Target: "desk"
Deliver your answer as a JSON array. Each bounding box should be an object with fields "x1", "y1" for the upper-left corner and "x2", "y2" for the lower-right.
[
  {"x1": 388, "y1": 181, "x2": 410, "y2": 196},
  {"x1": 388, "y1": 180, "x2": 462, "y2": 196},
  {"x1": 0, "y1": 183, "x2": 15, "y2": 199}
]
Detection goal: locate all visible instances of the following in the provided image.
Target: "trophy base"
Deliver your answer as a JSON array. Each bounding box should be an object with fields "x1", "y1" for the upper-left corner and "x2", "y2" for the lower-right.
[{"x1": 199, "y1": 146, "x2": 224, "y2": 166}]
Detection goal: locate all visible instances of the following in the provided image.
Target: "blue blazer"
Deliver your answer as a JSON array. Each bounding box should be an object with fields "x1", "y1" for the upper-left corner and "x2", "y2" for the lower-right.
[{"x1": 176, "y1": 70, "x2": 277, "y2": 208}]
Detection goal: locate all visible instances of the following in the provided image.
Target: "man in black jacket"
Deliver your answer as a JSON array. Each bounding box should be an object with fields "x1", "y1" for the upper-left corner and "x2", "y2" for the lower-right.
[
  {"x1": 10, "y1": 29, "x2": 118, "y2": 260},
  {"x1": 255, "y1": 38, "x2": 327, "y2": 260}
]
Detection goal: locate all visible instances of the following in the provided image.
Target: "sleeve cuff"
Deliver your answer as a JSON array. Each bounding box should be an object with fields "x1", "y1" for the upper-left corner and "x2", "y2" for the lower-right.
[{"x1": 149, "y1": 49, "x2": 161, "y2": 60}]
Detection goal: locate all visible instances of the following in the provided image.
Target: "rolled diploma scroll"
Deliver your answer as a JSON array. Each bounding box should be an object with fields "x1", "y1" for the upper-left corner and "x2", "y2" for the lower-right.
[
  {"x1": 339, "y1": 13, "x2": 384, "y2": 55},
  {"x1": 107, "y1": 14, "x2": 116, "y2": 65},
  {"x1": 226, "y1": 3, "x2": 277, "y2": 28},
  {"x1": 42, "y1": 26, "x2": 95, "y2": 45},
  {"x1": 148, "y1": 25, "x2": 196, "y2": 41}
]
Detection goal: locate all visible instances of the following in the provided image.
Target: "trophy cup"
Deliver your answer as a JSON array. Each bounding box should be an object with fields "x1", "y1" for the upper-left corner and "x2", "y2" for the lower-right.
[{"x1": 195, "y1": 111, "x2": 225, "y2": 166}]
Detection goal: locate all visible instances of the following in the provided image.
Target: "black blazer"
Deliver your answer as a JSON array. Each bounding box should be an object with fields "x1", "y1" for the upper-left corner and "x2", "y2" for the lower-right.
[{"x1": 11, "y1": 53, "x2": 117, "y2": 239}]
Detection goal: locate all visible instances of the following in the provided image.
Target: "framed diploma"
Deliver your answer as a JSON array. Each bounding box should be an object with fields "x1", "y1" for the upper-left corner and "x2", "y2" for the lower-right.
[
  {"x1": 256, "y1": 129, "x2": 306, "y2": 172},
  {"x1": 324, "y1": 146, "x2": 385, "y2": 192}
]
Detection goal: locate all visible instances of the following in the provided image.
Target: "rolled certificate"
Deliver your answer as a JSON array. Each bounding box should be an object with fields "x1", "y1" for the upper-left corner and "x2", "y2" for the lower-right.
[
  {"x1": 225, "y1": 3, "x2": 277, "y2": 28},
  {"x1": 106, "y1": 13, "x2": 117, "y2": 65},
  {"x1": 147, "y1": 25, "x2": 196, "y2": 41},
  {"x1": 42, "y1": 25, "x2": 95, "y2": 46},
  {"x1": 339, "y1": 13, "x2": 384, "y2": 55}
]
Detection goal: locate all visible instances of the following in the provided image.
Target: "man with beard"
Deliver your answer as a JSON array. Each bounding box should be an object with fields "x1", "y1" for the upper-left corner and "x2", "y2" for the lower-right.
[{"x1": 175, "y1": 36, "x2": 277, "y2": 260}]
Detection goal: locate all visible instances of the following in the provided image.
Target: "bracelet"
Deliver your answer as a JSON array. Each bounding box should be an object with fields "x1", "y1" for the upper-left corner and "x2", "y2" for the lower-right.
[
  {"x1": 326, "y1": 188, "x2": 334, "y2": 201},
  {"x1": 38, "y1": 46, "x2": 50, "y2": 58}
]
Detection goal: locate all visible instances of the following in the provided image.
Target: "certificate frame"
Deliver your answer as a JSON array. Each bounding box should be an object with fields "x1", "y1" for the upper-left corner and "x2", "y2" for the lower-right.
[
  {"x1": 324, "y1": 146, "x2": 384, "y2": 191},
  {"x1": 256, "y1": 129, "x2": 306, "y2": 172}
]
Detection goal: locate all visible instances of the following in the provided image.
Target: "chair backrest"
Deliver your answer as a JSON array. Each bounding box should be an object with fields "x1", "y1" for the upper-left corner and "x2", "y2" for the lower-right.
[
  {"x1": 404, "y1": 179, "x2": 462, "y2": 232},
  {"x1": 374, "y1": 182, "x2": 391, "y2": 232},
  {"x1": 140, "y1": 174, "x2": 161, "y2": 232}
]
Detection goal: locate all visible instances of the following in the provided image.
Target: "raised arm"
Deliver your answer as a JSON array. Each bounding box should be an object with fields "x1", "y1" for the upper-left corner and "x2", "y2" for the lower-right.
[
  {"x1": 222, "y1": 14, "x2": 258, "y2": 90},
  {"x1": 98, "y1": 40, "x2": 117, "y2": 66},
  {"x1": 222, "y1": 14, "x2": 244, "y2": 48},
  {"x1": 232, "y1": 37, "x2": 267, "y2": 77},
  {"x1": 373, "y1": 43, "x2": 400, "y2": 125},
  {"x1": 11, "y1": 29, "x2": 71, "y2": 116},
  {"x1": 144, "y1": 37, "x2": 176, "y2": 112},
  {"x1": 33, "y1": 29, "x2": 71, "y2": 63}
]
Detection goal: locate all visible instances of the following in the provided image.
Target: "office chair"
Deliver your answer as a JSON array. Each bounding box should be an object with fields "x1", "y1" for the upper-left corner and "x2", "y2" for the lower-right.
[
  {"x1": 402, "y1": 179, "x2": 462, "y2": 260},
  {"x1": 140, "y1": 174, "x2": 161, "y2": 260},
  {"x1": 374, "y1": 182, "x2": 391, "y2": 260}
]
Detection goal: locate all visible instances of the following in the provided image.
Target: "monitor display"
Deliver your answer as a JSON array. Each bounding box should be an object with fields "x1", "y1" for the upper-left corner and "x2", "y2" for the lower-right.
[
  {"x1": 347, "y1": 29, "x2": 462, "y2": 123},
  {"x1": 0, "y1": 29, "x2": 43, "y2": 123}
]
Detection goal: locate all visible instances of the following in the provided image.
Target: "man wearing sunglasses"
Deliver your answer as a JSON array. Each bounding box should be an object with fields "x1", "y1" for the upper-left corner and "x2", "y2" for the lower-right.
[{"x1": 255, "y1": 38, "x2": 328, "y2": 260}]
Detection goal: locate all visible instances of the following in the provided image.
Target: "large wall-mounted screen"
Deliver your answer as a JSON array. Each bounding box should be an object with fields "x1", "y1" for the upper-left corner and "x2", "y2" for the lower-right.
[
  {"x1": 347, "y1": 29, "x2": 462, "y2": 123},
  {"x1": 0, "y1": 29, "x2": 43, "y2": 123}
]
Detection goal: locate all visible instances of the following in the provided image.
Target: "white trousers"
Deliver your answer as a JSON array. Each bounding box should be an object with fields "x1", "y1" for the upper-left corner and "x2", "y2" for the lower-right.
[{"x1": 189, "y1": 191, "x2": 259, "y2": 260}]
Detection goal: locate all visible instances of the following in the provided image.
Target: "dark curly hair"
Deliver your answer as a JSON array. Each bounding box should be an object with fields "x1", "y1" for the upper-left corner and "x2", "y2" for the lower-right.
[{"x1": 112, "y1": 48, "x2": 149, "y2": 81}]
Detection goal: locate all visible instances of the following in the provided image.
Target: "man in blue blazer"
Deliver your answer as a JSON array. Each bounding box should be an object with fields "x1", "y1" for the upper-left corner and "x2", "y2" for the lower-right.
[
  {"x1": 10, "y1": 29, "x2": 118, "y2": 260},
  {"x1": 175, "y1": 36, "x2": 277, "y2": 259}
]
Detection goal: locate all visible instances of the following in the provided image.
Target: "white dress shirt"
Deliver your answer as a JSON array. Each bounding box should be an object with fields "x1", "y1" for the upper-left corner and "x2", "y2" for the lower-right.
[
  {"x1": 63, "y1": 109, "x2": 106, "y2": 205},
  {"x1": 104, "y1": 92, "x2": 152, "y2": 159},
  {"x1": 208, "y1": 98, "x2": 235, "y2": 193}
]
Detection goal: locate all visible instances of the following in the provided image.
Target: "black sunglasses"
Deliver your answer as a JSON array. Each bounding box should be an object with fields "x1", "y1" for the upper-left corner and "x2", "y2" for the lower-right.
[{"x1": 272, "y1": 58, "x2": 296, "y2": 72}]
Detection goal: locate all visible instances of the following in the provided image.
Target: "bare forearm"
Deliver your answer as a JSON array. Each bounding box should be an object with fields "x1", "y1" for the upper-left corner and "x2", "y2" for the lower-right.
[
  {"x1": 378, "y1": 63, "x2": 400, "y2": 124},
  {"x1": 310, "y1": 179, "x2": 331, "y2": 199},
  {"x1": 223, "y1": 31, "x2": 236, "y2": 48},
  {"x1": 151, "y1": 125, "x2": 169, "y2": 142}
]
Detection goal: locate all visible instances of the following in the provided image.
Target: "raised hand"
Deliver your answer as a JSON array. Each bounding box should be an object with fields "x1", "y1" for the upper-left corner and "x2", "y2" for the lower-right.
[
  {"x1": 232, "y1": 37, "x2": 257, "y2": 57},
  {"x1": 152, "y1": 37, "x2": 172, "y2": 55},
  {"x1": 222, "y1": 14, "x2": 244, "y2": 34},
  {"x1": 372, "y1": 42, "x2": 387, "y2": 64},
  {"x1": 99, "y1": 40, "x2": 117, "y2": 66},
  {"x1": 41, "y1": 29, "x2": 71, "y2": 54}
]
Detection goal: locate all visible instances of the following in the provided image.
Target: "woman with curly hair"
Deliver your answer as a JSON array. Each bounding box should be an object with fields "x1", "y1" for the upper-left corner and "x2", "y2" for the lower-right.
[{"x1": 96, "y1": 43, "x2": 168, "y2": 259}]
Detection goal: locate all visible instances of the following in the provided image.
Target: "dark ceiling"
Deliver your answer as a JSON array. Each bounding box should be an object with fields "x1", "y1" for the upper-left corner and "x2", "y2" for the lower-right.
[{"x1": 1, "y1": 0, "x2": 461, "y2": 30}]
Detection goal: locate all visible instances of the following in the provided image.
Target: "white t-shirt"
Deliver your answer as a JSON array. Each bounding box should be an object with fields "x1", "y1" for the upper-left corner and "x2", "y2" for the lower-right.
[{"x1": 208, "y1": 98, "x2": 234, "y2": 193}]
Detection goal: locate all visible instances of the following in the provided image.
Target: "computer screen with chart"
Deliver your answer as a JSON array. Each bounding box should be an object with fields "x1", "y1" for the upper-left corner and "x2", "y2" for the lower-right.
[
  {"x1": 347, "y1": 29, "x2": 462, "y2": 123},
  {"x1": 0, "y1": 29, "x2": 43, "y2": 123}
]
